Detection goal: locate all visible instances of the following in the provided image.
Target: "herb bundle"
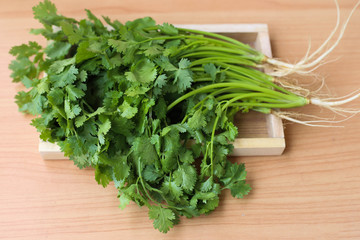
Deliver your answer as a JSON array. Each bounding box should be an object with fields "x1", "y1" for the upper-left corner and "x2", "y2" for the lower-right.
[{"x1": 10, "y1": 0, "x2": 359, "y2": 233}]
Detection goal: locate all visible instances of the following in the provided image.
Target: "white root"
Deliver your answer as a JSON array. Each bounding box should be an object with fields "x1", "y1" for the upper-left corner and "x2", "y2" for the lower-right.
[
  {"x1": 273, "y1": 73, "x2": 329, "y2": 98},
  {"x1": 310, "y1": 91, "x2": 360, "y2": 117},
  {"x1": 310, "y1": 92, "x2": 360, "y2": 107},
  {"x1": 274, "y1": 78, "x2": 311, "y2": 97},
  {"x1": 318, "y1": 88, "x2": 360, "y2": 102},
  {"x1": 266, "y1": 0, "x2": 360, "y2": 77},
  {"x1": 264, "y1": 1, "x2": 360, "y2": 126},
  {"x1": 272, "y1": 111, "x2": 345, "y2": 127},
  {"x1": 272, "y1": 109, "x2": 360, "y2": 127},
  {"x1": 303, "y1": 0, "x2": 340, "y2": 63},
  {"x1": 272, "y1": 91, "x2": 360, "y2": 127}
]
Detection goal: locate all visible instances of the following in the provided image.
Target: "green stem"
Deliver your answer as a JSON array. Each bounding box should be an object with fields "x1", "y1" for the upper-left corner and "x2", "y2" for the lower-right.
[
  {"x1": 193, "y1": 77, "x2": 214, "y2": 82},
  {"x1": 220, "y1": 63, "x2": 272, "y2": 81},
  {"x1": 190, "y1": 67, "x2": 276, "y2": 92},
  {"x1": 168, "y1": 82, "x2": 303, "y2": 111},
  {"x1": 181, "y1": 51, "x2": 257, "y2": 65},
  {"x1": 177, "y1": 27, "x2": 261, "y2": 55},
  {"x1": 81, "y1": 100, "x2": 95, "y2": 112},
  {"x1": 139, "y1": 34, "x2": 247, "y2": 50},
  {"x1": 224, "y1": 71, "x2": 295, "y2": 96},
  {"x1": 227, "y1": 100, "x2": 307, "y2": 109},
  {"x1": 180, "y1": 87, "x2": 233, "y2": 124},
  {"x1": 201, "y1": 142, "x2": 211, "y2": 177},
  {"x1": 189, "y1": 56, "x2": 257, "y2": 68},
  {"x1": 210, "y1": 112, "x2": 221, "y2": 178},
  {"x1": 186, "y1": 46, "x2": 255, "y2": 57},
  {"x1": 171, "y1": 40, "x2": 209, "y2": 55},
  {"x1": 135, "y1": 178, "x2": 152, "y2": 208}
]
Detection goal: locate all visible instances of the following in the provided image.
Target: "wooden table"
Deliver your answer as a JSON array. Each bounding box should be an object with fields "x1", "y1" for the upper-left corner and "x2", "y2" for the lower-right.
[{"x1": 1, "y1": 0, "x2": 360, "y2": 239}]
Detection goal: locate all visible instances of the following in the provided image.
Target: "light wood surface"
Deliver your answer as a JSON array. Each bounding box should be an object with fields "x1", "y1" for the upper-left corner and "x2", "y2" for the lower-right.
[{"x1": 1, "y1": 0, "x2": 360, "y2": 239}]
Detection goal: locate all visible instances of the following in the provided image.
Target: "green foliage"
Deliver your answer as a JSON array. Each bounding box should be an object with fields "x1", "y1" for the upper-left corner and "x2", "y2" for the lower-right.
[
  {"x1": 9, "y1": 0, "x2": 305, "y2": 234},
  {"x1": 148, "y1": 205, "x2": 176, "y2": 233}
]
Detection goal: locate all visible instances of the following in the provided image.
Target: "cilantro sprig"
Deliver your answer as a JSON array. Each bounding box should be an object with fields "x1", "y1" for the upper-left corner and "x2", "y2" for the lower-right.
[{"x1": 10, "y1": 0, "x2": 310, "y2": 233}]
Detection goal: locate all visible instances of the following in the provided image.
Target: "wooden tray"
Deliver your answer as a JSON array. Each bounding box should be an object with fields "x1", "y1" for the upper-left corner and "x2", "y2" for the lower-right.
[{"x1": 39, "y1": 24, "x2": 285, "y2": 160}]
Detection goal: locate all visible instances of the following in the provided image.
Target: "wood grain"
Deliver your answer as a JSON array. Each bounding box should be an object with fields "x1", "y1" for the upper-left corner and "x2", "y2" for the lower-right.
[{"x1": 1, "y1": 0, "x2": 360, "y2": 239}]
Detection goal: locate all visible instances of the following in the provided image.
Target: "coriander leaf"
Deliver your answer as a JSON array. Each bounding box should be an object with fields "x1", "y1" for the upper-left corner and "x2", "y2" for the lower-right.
[
  {"x1": 173, "y1": 163, "x2": 197, "y2": 191},
  {"x1": 75, "y1": 41, "x2": 97, "y2": 63},
  {"x1": 150, "y1": 134, "x2": 161, "y2": 154},
  {"x1": 50, "y1": 65, "x2": 78, "y2": 88},
  {"x1": 103, "y1": 90, "x2": 123, "y2": 110},
  {"x1": 66, "y1": 85, "x2": 85, "y2": 101},
  {"x1": 88, "y1": 41, "x2": 103, "y2": 54},
  {"x1": 203, "y1": 95, "x2": 216, "y2": 111},
  {"x1": 118, "y1": 193, "x2": 131, "y2": 210},
  {"x1": 178, "y1": 58, "x2": 191, "y2": 69},
  {"x1": 143, "y1": 165, "x2": 162, "y2": 182},
  {"x1": 85, "y1": 9, "x2": 105, "y2": 30},
  {"x1": 78, "y1": 121, "x2": 99, "y2": 157},
  {"x1": 100, "y1": 153, "x2": 130, "y2": 181},
  {"x1": 125, "y1": 59, "x2": 157, "y2": 84},
  {"x1": 200, "y1": 176, "x2": 214, "y2": 192},
  {"x1": 111, "y1": 116, "x2": 134, "y2": 137},
  {"x1": 180, "y1": 149, "x2": 195, "y2": 164},
  {"x1": 187, "y1": 109, "x2": 206, "y2": 130},
  {"x1": 20, "y1": 90, "x2": 47, "y2": 115},
  {"x1": 164, "y1": 39, "x2": 181, "y2": 49},
  {"x1": 21, "y1": 76, "x2": 33, "y2": 89},
  {"x1": 75, "y1": 115, "x2": 87, "y2": 127},
  {"x1": 199, "y1": 197, "x2": 219, "y2": 215},
  {"x1": 118, "y1": 100, "x2": 138, "y2": 119},
  {"x1": 174, "y1": 58, "x2": 193, "y2": 92},
  {"x1": 228, "y1": 181, "x2": 252, "y2": 199},
  {"x1": 148, "y1": 205, "x2": 175, "y2": 233},
  {"x1": 44, "y1": 41, "x2": 72, "y2": 59},
  {"x1": 125, "y1": 86, "x2": 150, "y2": 97},
  {"x1": 79, "y1": 70, "x2": 88, "y2": 82},
  {"x1": 37, "y1": 77, "x2": 50, "y2": 94},
  {"x1": 48, "y1": 88, "x2": 64, "y2": 105},
  {"x1": 204, "y1": 63, "x2": 218, "y2": 81},
  {"x1": 158, "y1": 23, "x2": 178, "y2": 36},
  {"x1": 120, "y1": 184, "x2": 146, "y2": 207},
  {"x1": 161, "y1": 128, "x2": 181, "y2": 172},
  {"x1": 48, "y1": 57, "x2": 75, "y2": 74},
  {"x1": 136, "y1": 98, "x2": 155, "y2": 134},
  {"x1": 87, "y1": 107, "x2": 106, "y2": 118},
  {"x1": 161, "y1": 177, "x2": 183, "y2": 201},
  {"x1": 108, "y1": 39, "x2": 128, "y2": 53},
  {"x1": 154, "y1": 74, "x2": 167, "y2": 88},
  {"x1": 95, "y1": 165, "x2": 112, "y2": 188},
  {"x1": 143, "y1": 44, "x2": 164, "y2": 57},
  {"x1": 226, "y1": 121, "x2": 238, "y2": 141},
  {"x1": 9, "y1": 41, "x2": 42, "y2": 58},
  {"x1": 60, "y1": 21, "x2": 82, "y2": 44},
  {"x1": 64, "y1": 99, "x2": 81, "y2": 119},
  {"x1": 9, "y1": 57, "x2": 36, "y2": 83},
  {"x1": 132, "y1": 136, "x2": 158, "y2": 165},
  {"x1": 190, "y1": 191, "x2": 217, "y2": 207},
  {"x1": 102, "y1": 16, "x2": 123, "y2": 31},
  {"x1": 154, "y1": 56, "x2": 177, "y2": 71},
  {"x1": 220, "y1": 161, "x2": 247, "y2": 186},
  {"x1": 70, "y1": 154, "x2": 93, "y2": 169},
  {"x1": 32, "y1": 0, "x2": 61, "y2": 25},
  {"x1": 153, "y1": 97, "x2": 167, "y2": 119},
  {"x1": 98, "y1": 117, "x2": 111, "y2": 135}
]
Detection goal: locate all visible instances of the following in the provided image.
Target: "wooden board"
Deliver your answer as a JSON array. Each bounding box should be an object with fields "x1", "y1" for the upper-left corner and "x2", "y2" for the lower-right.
[
  {"x1": 39, "y1": 23, "x2": 285, "y2": 160},
  {"x1": 3, "y1": 1, "x2": 360, "y2": 239}
]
